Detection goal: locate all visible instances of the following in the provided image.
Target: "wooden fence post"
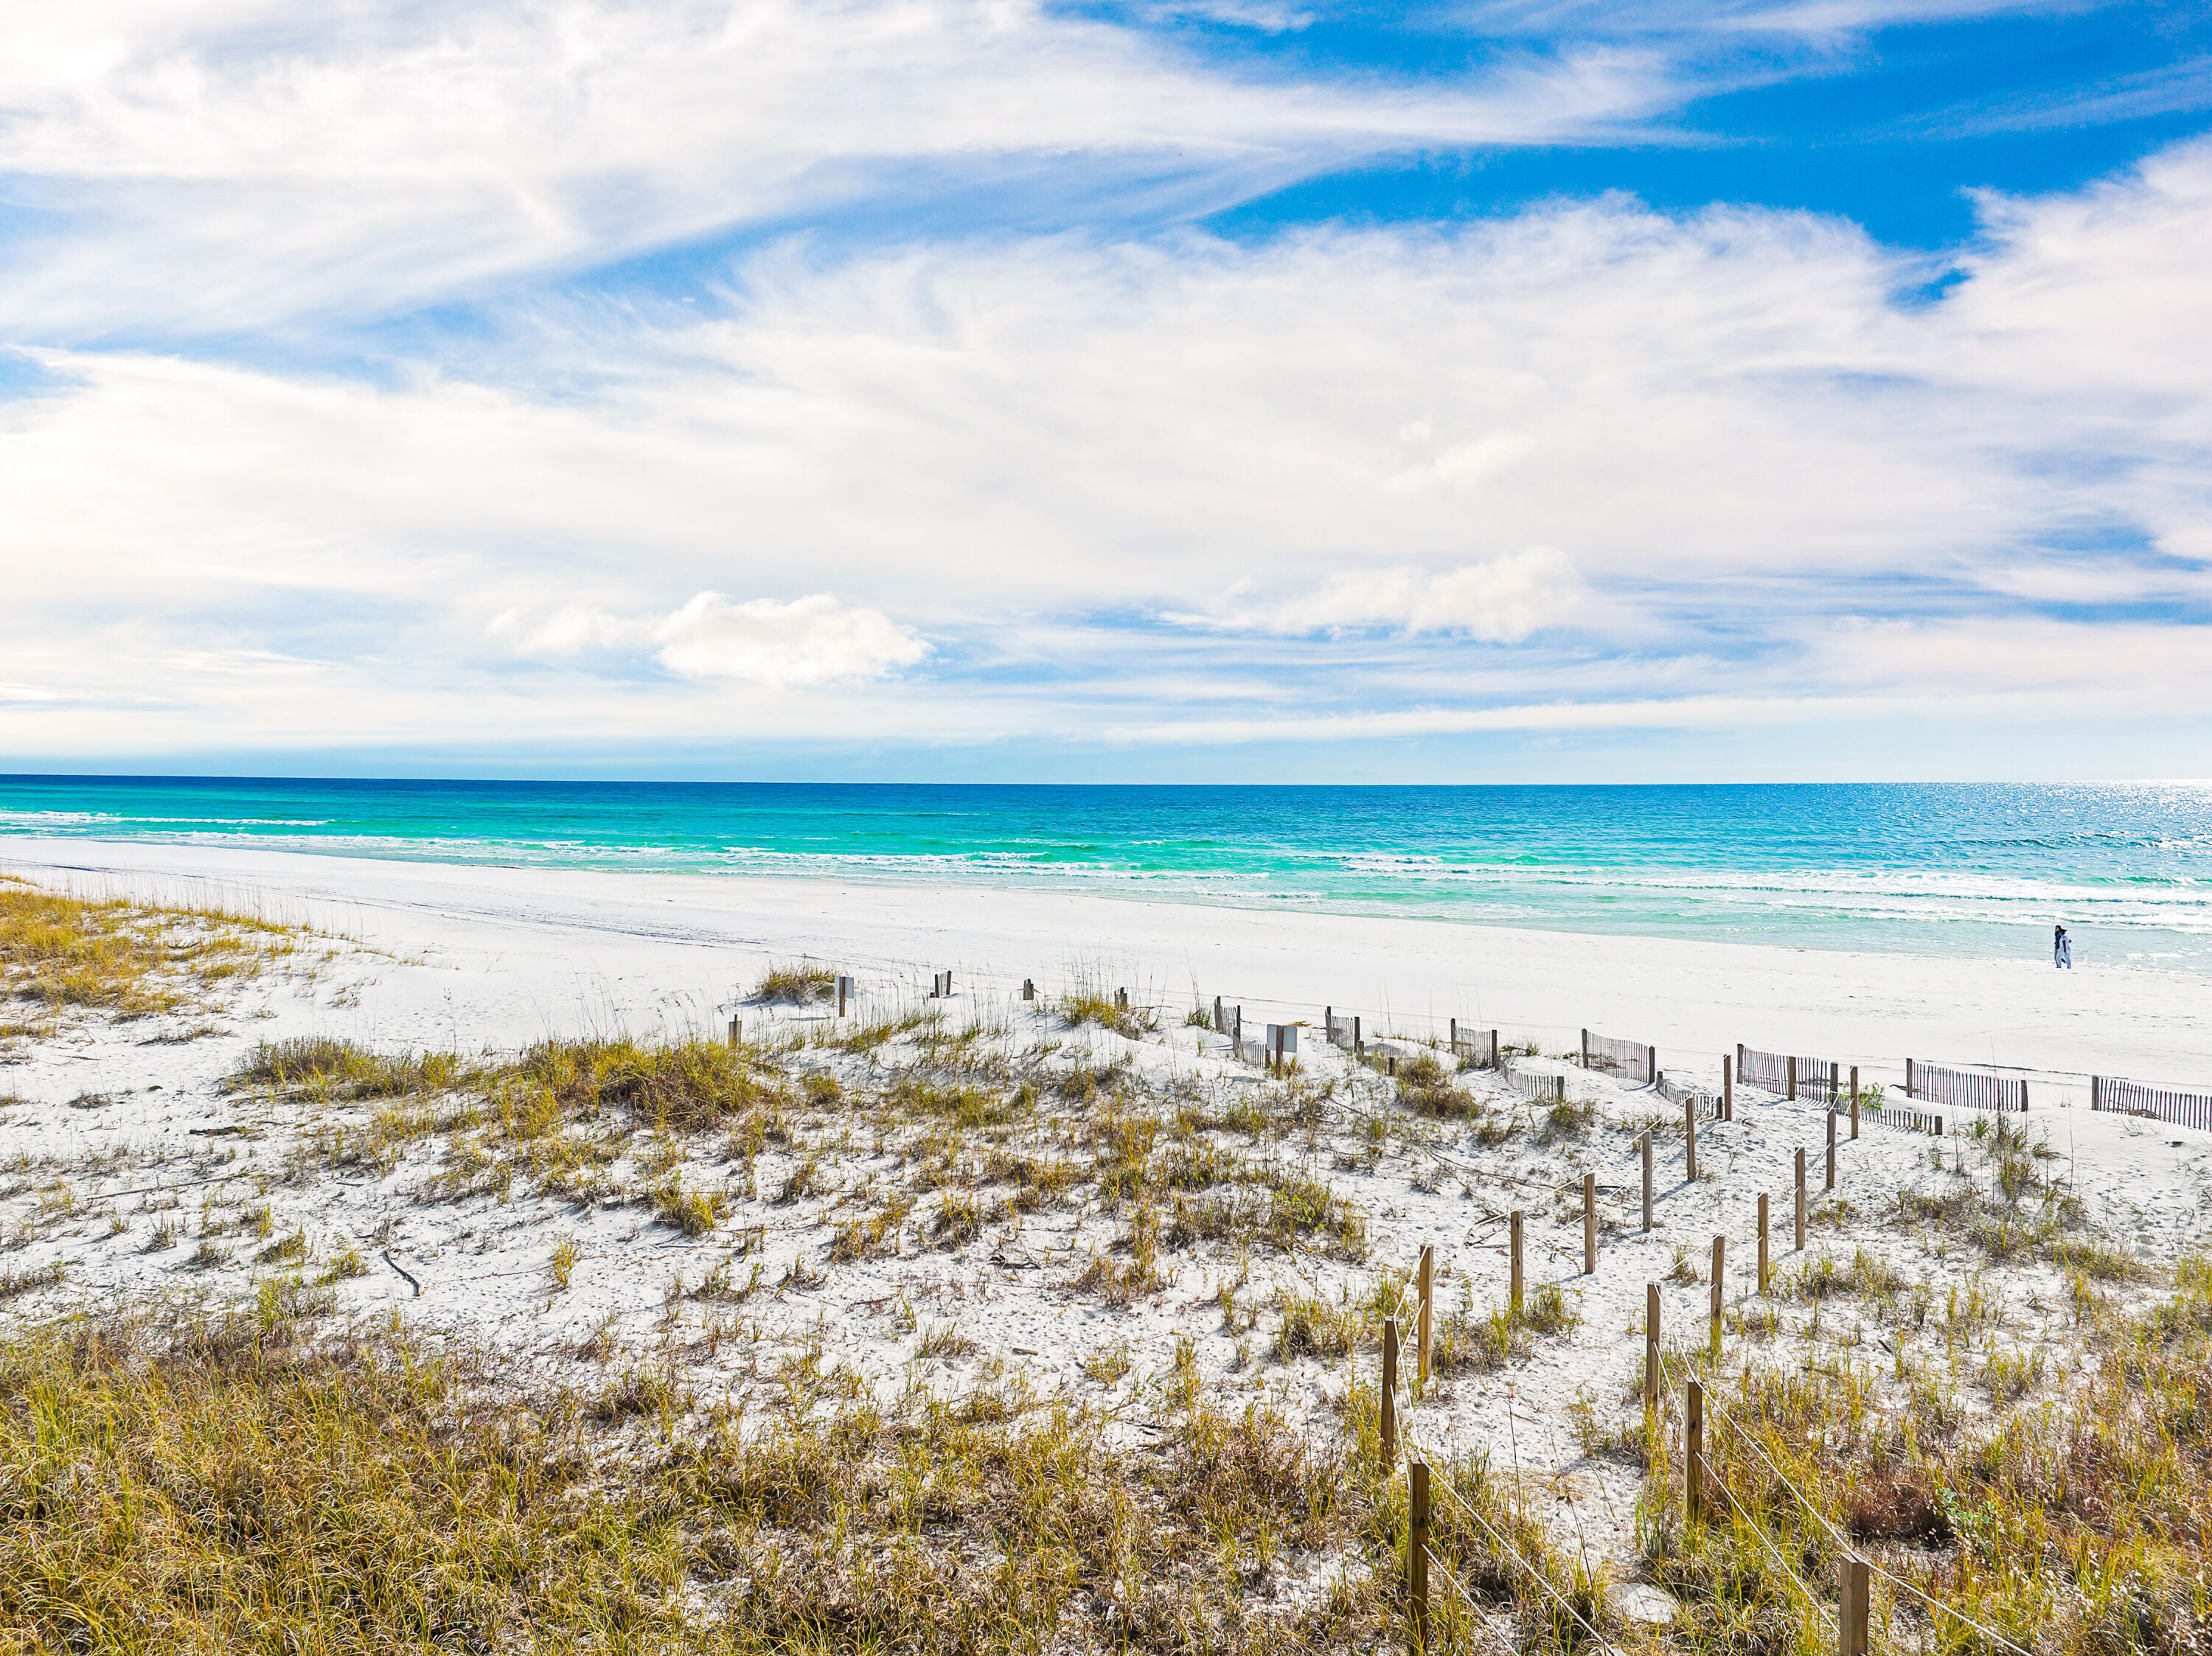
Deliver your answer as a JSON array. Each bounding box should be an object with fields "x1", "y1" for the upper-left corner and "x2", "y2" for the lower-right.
[
  {"x1": 1787, "y1": 1054, "x2": 1798, "y2": 1102},
  {"x1": 1645, "y1": 1282, "x2": 1660, "y2": 1408},
  {"x1": 1581, "y1": 1028, "x2": 1590, "y2": 1069},
  {"x1": 1685, "y1": 1099, "x2": 1697, "y2": 1183},
  {"x1": 727, "y1": 1015, "x2": 742, "y2": 1047},
  {"x1": 1826, "y1": 1110, "x2": 1837, "y2": 1191},
  {"x1": 1381, "y1": 1318, "x2": 1399, "y2": 1465},
  {"x1": 1850, "y1": 1067, "x2": 1860, "y2": 1138},
  {"x1": 1838, "y1": 1556, "x2": 1869, "y2": 1656},
  {"x1": 1686, "y1": 1379, "x2": 1705, "y2": 1525},
  {"x1": 1906, "y1": 1057, "x2": 1916, "y2": 1099},
  {"x1": 1583, "y1": 1173, "x2": 1597, "y2": 1276},
  {"x1": 1509, "y1": 1213, "x2": 1524, "y2": 1315},
  {"x1": 1409, "y1": 1458, "x2": 1431, "y2": 1652},
  {"x1": 1722, "y1": 1054, "x2": 1733, "y2": 1121},
  {"x1": 1647, "y1": 1043, "x2": 1658, "y2": 1085},
  {"x1": 1795, "y1": 1149, "x2": 1807, "y2": 1249},
  {"x1": 1758, "y1": 1194, "x2": 1770, "y2": 1294},
  {"x1": 1417, "y1": 1245, "x2": 1433, "y2": 1385},
  {"x1": 1710, "y1": 1236, "x2": 1725, "y2": 1336},
  {"x1": 1641, "y1": 1133, "x2": 1654, "y2": 1231}
]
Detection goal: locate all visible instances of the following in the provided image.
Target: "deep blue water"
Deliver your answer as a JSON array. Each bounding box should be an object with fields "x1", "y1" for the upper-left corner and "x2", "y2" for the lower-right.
[{"x1": 4, "y1": 776, "x2": 2209, "y2": 970}]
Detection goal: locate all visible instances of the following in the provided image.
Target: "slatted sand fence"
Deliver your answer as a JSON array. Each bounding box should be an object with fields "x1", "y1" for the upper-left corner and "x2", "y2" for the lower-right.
[
  {"x1": 1655, "y1": 1071, "x2": 1723, "y2": 1117},
  {"x1": 1448, "y1": 1019, "x2": 1498, "y2": 1067},
  {"x1": 1905, "y1": 1059, "x2": 2027, "y2": 1112},
  {"x1": 1500, "y1": 1054, "x2": 1568, "y2": 1103},
  {"x1": 1736, "y1": 1043, "x2": 1843, "y2": 1100},
  {"x1": 2092, "y1": 1074, "x2": 2212, "y2": 1133},
  {"x1": 1581, "y1": 1027, "x2": 1656, "y2": 1084},
  {"x1": 1860, "y1": 1099, "x2": 1946, "y2": 1135}
]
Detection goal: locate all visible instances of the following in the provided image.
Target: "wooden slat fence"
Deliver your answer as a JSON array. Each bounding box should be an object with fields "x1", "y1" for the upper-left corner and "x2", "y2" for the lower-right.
[
  {"x1": 1905, "y1": 1060, "x2": 2026, "y2": 1112},
  {"x1": 1736, "y1": 1044, "x2": 1840, "y2": 1100},
  {"x1": 1655, "y1": 1071, "x2": 1722, "y2": 1118},
  {"x1": 1324, "y1": 1008, "x2": 1361, "y2": 1050},
  {"x1": 1501, "y1": 1056, "x2": 1567, "y2": 1104},
  {"x1": 1861, "y1": 1101, "x2": 1944, "y2": 1135},
  {"x1": 1448, "y1": 1020, "x2": 1498, "y2": 1068},
  {"x1": 2091, "y1": 1075, "x2": 2212, "y2": 1133},
  {"x1": 1582, "y1": 1028, "x2": 1656, "y2": 1085}
]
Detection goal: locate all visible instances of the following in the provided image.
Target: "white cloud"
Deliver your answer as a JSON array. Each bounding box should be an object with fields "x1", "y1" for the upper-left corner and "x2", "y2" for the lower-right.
[
  {"x1": 490, "y1": 591, "x2": 928, "y2": 687},
  {"x1": 651, "y1": 591, "x2": 929, "y2": 686},
  {"x1": 1183, "y1": 548, "x2": 1584, "y2": 639},
  {"x1": 0, "y1": 140, "x2": 2208, "y2": 765},
  {"x1": 0, "y1": 0, "x2": 1677, "y2": 336}
]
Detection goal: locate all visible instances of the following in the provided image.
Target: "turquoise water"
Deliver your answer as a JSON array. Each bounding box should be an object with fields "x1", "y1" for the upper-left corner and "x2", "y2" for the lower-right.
[{"x1": 4, "y1": 776, "x2": 2210, "y2": 969}]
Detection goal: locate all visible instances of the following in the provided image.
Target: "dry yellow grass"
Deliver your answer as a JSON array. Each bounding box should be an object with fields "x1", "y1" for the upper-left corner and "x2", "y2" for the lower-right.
[{"x1": 0, "y1": 873, "x2": 305, "y2": 1028}]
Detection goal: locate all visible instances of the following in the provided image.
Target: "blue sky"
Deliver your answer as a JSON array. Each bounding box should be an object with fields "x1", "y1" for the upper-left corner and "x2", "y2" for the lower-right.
[{"x1": 0, "y1": 0, "x2": 2208, "y2": 781}]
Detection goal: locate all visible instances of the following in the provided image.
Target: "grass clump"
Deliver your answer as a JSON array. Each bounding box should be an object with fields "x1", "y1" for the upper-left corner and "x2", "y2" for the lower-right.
[
  {"x1": 1058, "y1": 988, "x2": 1156, "y2": 1039},
  {"x1": 509, "y1": 1035, "x2": 781, "y2": 1134},
  {"x1": 1394, "y1": 1052, "x2": 1482, "y2": 1119},
  {"x1": 234, "y1": 1036, "x2": 464, "y2": 1098},
  {"x1": 751, "y1": 961, "x2": 835, "y2": 1003}
]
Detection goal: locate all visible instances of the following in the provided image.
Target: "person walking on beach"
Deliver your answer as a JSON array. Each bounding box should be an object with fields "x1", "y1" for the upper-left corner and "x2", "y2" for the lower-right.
[{"x1": 2053, "y1": 924, "x2": 2072, "y2": 969}]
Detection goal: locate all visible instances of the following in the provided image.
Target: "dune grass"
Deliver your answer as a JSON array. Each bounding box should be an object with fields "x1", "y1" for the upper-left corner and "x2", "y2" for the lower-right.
[
  {"x1": 0, "y1": 1306, "x2": 1528, "y2": 1655},
  {"x1": 0, "y1": 874, "x2": 305, "y2": 1027},
  {"x1": 1636, "y1": 1255, "x2": 2212, "y2": 1656},
  {"x1": 751, "y1": 961, "x2": 836, "y2": 1003}
]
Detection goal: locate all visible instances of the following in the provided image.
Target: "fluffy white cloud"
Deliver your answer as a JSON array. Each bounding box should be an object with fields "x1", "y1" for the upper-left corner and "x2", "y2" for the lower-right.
[
  {"x1": 653, "y1": 592, "x2": 929, "y2": 686},
  {"x1": 0, "y1": 139, "x2": 2207, "y2": 767},
  {"x1": 490, "y1": 592, "x2": 928, "y2": 687}
]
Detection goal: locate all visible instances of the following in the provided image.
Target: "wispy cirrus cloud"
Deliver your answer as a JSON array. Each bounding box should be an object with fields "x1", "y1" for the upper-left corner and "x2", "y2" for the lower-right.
[
  {"x1": 1169, "y1": 549, "x2": 1585, "y2": 640},
  {"x1": 0, "y1": 0, "x2": 1681, "y2": 339}
]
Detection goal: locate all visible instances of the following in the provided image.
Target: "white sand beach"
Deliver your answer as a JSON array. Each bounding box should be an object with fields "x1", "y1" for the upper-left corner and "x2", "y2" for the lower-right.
[{"x1": 4, "y1": 836, "x2": 2211, "y2": 1634}]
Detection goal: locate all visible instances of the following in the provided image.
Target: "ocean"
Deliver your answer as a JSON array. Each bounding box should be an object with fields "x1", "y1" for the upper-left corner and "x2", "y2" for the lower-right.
[{"x1": 4, "y1": 776, "x2": 2208, "y2": 970}]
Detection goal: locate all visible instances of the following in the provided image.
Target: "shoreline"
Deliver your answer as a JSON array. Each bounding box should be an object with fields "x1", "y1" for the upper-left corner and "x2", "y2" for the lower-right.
[{"x1": 7, "y1": 834, "x2": 2208, "y2": 1096}]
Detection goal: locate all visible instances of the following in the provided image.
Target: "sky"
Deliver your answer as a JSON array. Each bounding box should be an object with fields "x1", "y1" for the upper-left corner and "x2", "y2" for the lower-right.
[{"x1": 0, "y1": 0, "x2": 2208, "y2": 782}]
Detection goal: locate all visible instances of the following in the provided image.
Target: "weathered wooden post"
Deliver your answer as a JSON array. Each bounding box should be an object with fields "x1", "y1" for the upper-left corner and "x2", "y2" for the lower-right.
[
  {"x1": 1417, "y1": 1245, "x2": 1433, "y2": 1385},
  {"x1": 1849, "y1": 1066, "x2": 1860, "y2": 1138},
  {"x1": 1644, "y1": 1283, "x2": 1661, "y2": 1406},
  {"x1": 1795, "y1": 1149, "x2": 1807, "y2": 1249},
  {"x1": 1022, "y1": 978, "x2": 1035, "y2": 1002},
  {"x1": 1641, "y1": 1133, "x2": 1654, "y2": 1231},
  {"x1": 1758, "y1": 1194, "x2": 1770, "y2": 1295},
  {"x1": 836, "y1": 974, "x2": 853, "y2": 1017},
  {"x1": 1710, "y1": 1236, "x2": 1725, "y2": 1336},
  {"x1": 1686, "y1": 1379, "x2": 1705, "y2": 1524},
  {"x1": 1583, "y1": 1172, "x2": 1597, "y2": 1276},
  {"x1": 727, "y1": 1015, "x2": 742, "y2": 1047},
  {"x1": 1787, "y1": 1054, "x2": 1798, "y2": 1102},
  {"x1": 1381, "y1": 1318, "x2": 1399, "y2": 1465},
  {"x1": 1722, "y1": 1054, "x2": 1733, "y2": 1121},
  {"x1": 1509, "y1": 1212, "x2": 1524, "y2": 1315},
  {"x1": 1826, "y1": 1110, "x2": 1837, "y2": 1191},
  {"x1": 1409, "y1": 1458, "x2": 1431, "y2": 1653},
  {"x1": 1581, "y1": 1027, "x2": 1591, "y2": 1069},
  {"x1": 1838, "y1": 1557, "x2": 1870, "y2": 1656},
  {"x1": 1685, "y1": 1099, "x2": 1698, "y2": 1183}
]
